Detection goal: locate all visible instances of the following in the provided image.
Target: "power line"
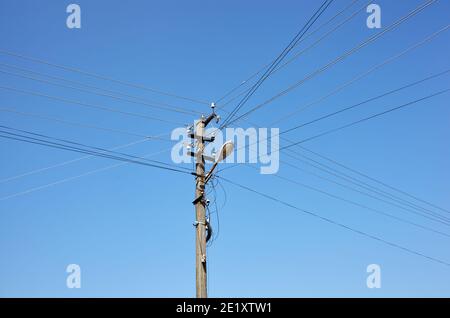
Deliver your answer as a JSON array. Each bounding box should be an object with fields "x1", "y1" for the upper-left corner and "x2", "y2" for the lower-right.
[
  {"x1": 0, "y1": 85, "x2": 185, "y2": 125},
  {"x1": 220, "y1": 0, "x2": 333, "y2": 127},
  {"x1": 218, "y1": 0, "x2": 368, "y2": 110},
  {"x1": 0, "y1": 49, "x2": 210, "y2": 106},
  {"x1": 220, "y1": 0, "x2": 335, "y2": 128},
  {"x1": 280, "y1": 88, "x2": 450, "y2": 150},
  {"x1": 207, "y1": 0, "x2": 437, "y2": 140},
  {"x1": 270, "y1": 24, "x2": 450, "y2": 126},
  {"x1": 0, "y1": 65, "x2": 201, "y2": 116},
  {"x1": 242, "y1": 86, "x2": 450, "y2": 221},
  {"x1": 245, "y1": 163, "x2": 450, "y2": 234},
  {"x1": 220, "y1": 27, "x2": 450, "y2": 218},
  {"x1": 225, "y1": 0, "x2": 437, "y2": 127},
  {"x1": 0, "y1": 147, "x2": 173, "y2": 201},
  {"x1": 226, "y1": 69, "x2": 450, "y2": 156},
  {"x1": 211, "y1": 6, "x2": 450, "y2": 221},
  {"x1": 0, "y1": 132, "x2": 184, "y2": 174},
  {"x1": 0, "y1": 106, "x2": 173, "y2": 141},
  {"x1": 219, "y1": 176, "x2": 450, "y2": 268},
  {"x1": 270, "y1": 27, "x2": 450, "y2": 218},
  {"x1": 280, "y1": 159, "x2": 450, "y2": 230},
  {"x1": 219, "y1": 147, "x2": 450, "y2": 227},
  {"x1": 281, "y1": 69, "x2": 450, "y2": 136},
  {"x1": 0, "y1": 125, "x2": 186, "y2": 172},
  {"x1": 0, "y1": 128, "x2": 191, "y2": 175},
  {"x1": 0, "y1": 138, "x2": 153, "y2": 184},
  {"x1": 209, "y1": 19, "x2": 448, "y2": 141},
  {"x1": 215, "y1": 0, "x2": 362, "y2": 105},
  {"x1": 299, "y1": 145, "x2": 450, "y2": 215},
  {"x1": 218, "y1": 78, "x2": 450, "y2": 223},
  {"x1": 281, "y1": 149, "x2": 450, "y2": 225}
]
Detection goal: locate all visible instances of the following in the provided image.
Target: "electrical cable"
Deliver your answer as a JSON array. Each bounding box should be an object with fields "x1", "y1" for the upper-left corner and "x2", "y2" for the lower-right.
[
  {"x1": 224, "y1": 0, "x2": 437, "y2": 127},
  {"x1": 219, "y1": 176, "x2": 450, "y2": 268},
  {"x1": 215, "y1": 0, "x2": 361, "y2": 105},
  {"x1": 220, "y1": 0, "x2": 335, "y2": 128},
  {"x1": 0, "y1": 85, "x2": 185, "y2": 125},
  {"x1": 0, "y1": 66, "x2": 201, "y2": 116},
  {"x1": 0, "y1": 49, "x2": 210, "y2": 106}
]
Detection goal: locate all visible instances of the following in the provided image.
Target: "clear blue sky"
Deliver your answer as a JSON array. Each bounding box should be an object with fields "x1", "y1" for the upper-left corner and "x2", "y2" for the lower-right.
[{"x1": 0, "y1": 0, "x2": 449, "y2": 297}]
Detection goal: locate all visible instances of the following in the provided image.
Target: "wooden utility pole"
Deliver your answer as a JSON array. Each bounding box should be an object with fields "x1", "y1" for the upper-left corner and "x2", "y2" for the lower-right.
[
  {"x1": 194, "y1": 117, "x2": 207, "y2": 298},
  {"x1": 191, "y1": 110, "x2": 219, "y2": 298}
]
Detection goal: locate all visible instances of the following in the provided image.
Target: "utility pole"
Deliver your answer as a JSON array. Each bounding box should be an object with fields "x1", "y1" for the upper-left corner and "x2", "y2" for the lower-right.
[
  {"x1": 191, "y1": 107, "x2": 218, "y2": 298},
  {"x1": 190, "y1": 104, "x2": 233, "y2": 298},
  {"x1": 194, "y1": 116, "x2": 207, "y2": 298}
]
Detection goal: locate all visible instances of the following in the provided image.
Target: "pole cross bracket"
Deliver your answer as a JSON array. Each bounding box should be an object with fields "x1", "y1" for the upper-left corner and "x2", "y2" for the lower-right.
[{"x1": 192, "y1": 194, "x2": 204, "y2": 205}]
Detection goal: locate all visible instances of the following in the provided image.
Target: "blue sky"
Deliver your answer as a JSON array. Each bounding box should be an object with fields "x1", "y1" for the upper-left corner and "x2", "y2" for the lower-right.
[{"x1": 0, "y1": 0, "x2": 449, "y2": 297}]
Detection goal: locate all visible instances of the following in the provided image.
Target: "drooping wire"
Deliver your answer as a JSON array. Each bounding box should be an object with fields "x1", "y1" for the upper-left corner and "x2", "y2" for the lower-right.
[{"x1": 207, "y1": 176, "x2": 222, "y2": 245}]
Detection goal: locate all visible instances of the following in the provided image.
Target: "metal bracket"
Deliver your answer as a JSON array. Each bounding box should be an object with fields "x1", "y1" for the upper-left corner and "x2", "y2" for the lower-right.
[
  {"x1": 189, "y1": 151, "x2": 214, "y2": 162},
  {"x1": 193, "y1": 221, "x2": 206, "y2": 227},
  {"x1": 192, "y1": 193, "x2": 204, "y2": 205}
]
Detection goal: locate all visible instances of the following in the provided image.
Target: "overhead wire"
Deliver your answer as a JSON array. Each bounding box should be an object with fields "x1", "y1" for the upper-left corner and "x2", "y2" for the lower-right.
[
  {"x1": 215, "y1": 0, "x2": 361, "y2": 105},
  {"x1": 220, "y1": 0, "x2": 335, "y2": 128},
  {"x1": 0, "y1": 124, "x2": 184, "y2": 171},
  {"x1": 281, "y1": 149, "x2": 450, "y2": 224},
  {"x1": 0, "y1": 106, "x2": 173, "y2": 141},
  {"x1": 219, "y1": 176, "x2": 450, "y2": 268},
  {"x1": 220, "y1": 86, "x2": 450, "y2": 223},
  {"x1": 279, "y1": 88, "x2": 450, "y2": 150},
  {"x1": 0, "y1": 146, "x2": 174, "y2": 201},
  {"x1": 224, "y1": 0, "x2": 437, "y2": 127},
  {"x1": 0, "y1": 66, "x2": 201, "y2": 116},
  {"x1": 0, "y1": 85, "x2": 185, "y2": 125},
  {"x1": 270, "y1": 24, "x2": 450, "y2": 126},
  {"x1": 0, "y1": 128, "x2": 192, "y2": 175},
  {"x1": 0, "y1": 137, "x2": 161, "y2": 184},
  {"x1": 274, "y1": 160, "x2": 450, "y2": 233},
  {"x1": 212, "y1": 23, "x2": 450, "y2": 219},
  {"x1": 217, "y1": 0, "x2": 368, "y2": 110},
  {"x1": 244, "y1": 163, "x2": 450, "y2": 234},
  {"x1": 0, "y1": 49, "x2": 210, "y2": 106},
  {"x1": 299, "y1": 145, "x2": 450, "y2": 215}
]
